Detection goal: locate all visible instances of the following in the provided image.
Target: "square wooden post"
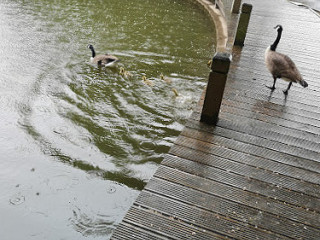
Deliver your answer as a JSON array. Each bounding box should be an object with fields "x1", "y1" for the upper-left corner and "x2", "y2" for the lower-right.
[
  {"x1": 231, "y1": 0, "x2": 242, "y2": 14},
  {"x1": 201, "y1": 52, "x2": 231, "y2": 125},
  {"x1": 234, "y1": 3, "x2": 252, "y2": 46}
]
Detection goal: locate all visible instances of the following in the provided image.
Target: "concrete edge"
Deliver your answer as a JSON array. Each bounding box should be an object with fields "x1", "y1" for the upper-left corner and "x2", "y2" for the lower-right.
[{"x1": 192, "y1": 0, "x2": 229, "y2": 52}]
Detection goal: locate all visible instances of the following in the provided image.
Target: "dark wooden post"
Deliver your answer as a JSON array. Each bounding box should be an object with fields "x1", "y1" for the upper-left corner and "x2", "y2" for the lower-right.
[
  {"x1": 234, "y1": 3, "x2": 252, "y2": 46},
  {"x1": 201, "y1": 52, "x2": 231, "y2": 125},
  {"x1": 231, "y1": 0, "x2": 242, "y2": 14}
]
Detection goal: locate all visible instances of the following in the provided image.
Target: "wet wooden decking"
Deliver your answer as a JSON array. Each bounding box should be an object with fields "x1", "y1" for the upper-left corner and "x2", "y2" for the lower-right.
[{"x1": 111, "y1": 0, "x2": 320, "y2": 239}]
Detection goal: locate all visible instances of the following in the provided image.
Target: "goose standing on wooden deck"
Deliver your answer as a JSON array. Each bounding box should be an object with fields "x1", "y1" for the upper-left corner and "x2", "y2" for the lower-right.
[
  {"x1": 265, "y1": 25, "x2": 308, "y2": 95},
  {"x1": 87, "y1": 44, "x2": 120, "y2": 67}
]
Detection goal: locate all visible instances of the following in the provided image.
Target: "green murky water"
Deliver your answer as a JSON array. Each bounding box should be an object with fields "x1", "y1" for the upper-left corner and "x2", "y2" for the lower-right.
[{"x1": 0, "y1": 0, "x2": 215, "y2": 239}]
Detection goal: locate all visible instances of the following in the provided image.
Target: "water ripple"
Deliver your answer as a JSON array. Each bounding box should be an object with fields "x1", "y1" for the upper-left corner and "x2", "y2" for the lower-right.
[
  {"x1": 9, "y1": 193, "x2": 25, "y2": 205},
  {"x1": 0, "y1": 0, "x2": 215, "y2": 238},
  {"x1": 70, "y1": 207, "x2": 115, "y2": 237}
]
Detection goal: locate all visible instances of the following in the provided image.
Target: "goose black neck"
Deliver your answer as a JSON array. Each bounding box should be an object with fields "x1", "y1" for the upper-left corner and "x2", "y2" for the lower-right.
[
  {"x1": 90, "y1": 47, "x2": 96, "y2": 58},
  {"x1": 270, "y1": 28, "x2": 282, "y2": 51}
]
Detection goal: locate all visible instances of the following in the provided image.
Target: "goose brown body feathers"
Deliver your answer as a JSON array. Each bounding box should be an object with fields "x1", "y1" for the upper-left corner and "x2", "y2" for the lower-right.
[
  {"x1": 88, "y1": 44, "x2": 119, "y2": 67},
  {"x1": 265, "y1": 49, "x2": 305, "y2": 85},
  {"x1": 91, "y1": 54, "x2": 119, "y2": 66},
  {"x1": 265, "y1": 25, "x2": 308, "y2": 94}
]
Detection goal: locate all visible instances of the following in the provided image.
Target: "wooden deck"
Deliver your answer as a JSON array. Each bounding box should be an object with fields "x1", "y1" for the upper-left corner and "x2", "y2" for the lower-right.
[{"x1": 111, "y1": 0, "x2": 320, "y2": 239}]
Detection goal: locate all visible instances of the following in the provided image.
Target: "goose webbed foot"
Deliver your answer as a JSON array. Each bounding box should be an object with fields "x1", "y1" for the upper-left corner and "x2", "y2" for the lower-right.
[
  {"x1": 266, "y1": 85, "x2": 276, "y2": 91},
  {"x1": 266, "y1": 77, "x2": 277, "y2": 91}
]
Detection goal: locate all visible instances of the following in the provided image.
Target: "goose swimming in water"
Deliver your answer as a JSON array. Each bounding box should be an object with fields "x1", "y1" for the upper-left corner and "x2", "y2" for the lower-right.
[
  {"x1": 265, "y1": 25, "x2": 308, "y2": 95},
  {"x1": 87, "y1": 44, "x2": 120, "y2": 67}
]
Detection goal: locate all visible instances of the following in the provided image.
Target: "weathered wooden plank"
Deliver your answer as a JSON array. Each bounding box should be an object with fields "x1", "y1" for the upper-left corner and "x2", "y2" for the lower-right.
[
  {"x1": 142, "y1": 180, "x2": 320, "y2": 239},
  {"x1": 111, "y1": 223, "x2": 169, "y2": 240},
  {"x1": 216, "y1": 101, "x2": 320, "y2": 131},
  {"x1": 231, "y1": 66, "x2": 320, "y2": 92},
  {"x1": 226, "y1": 68, "x2": 320, "y2": 95},
  {"x1": 173, "y1": 134, "x2": 320, "y2": 186},
  {"x1": 218, "y1": 111, "x2": 319, "y2": 152},
  {"x1": 223, "y1": 74, "x2": 320, "y2": 109},
  {"x1": 230, "y1": 59, "x2": 320, "y2": 86},
  {"x1": 185, "y1": 119, "x2": 320, "y2": 165},
  {"x1": 233, "y1": 47, "x2": 320, "y2": 68},
  {"x1": 222, "y1": 77, "x2": 320, "y2": 114},
  {"x1": 137, "y1": 190, "x2": 294, "y2": 240},
  {"x1": 123, "y1": 206, "x2": 227, "y2": 240},
  {"x1": 245, "y1": 33, "x2": 320, "y2": 50},
  {"x1": 234, "y1": 43, "x2": 320, "y2": 65},
  {"x1": 162, "y1": 153, "x2": 320, "y2": 212},
  {"x1": 251, "y1": 6, "x2": 319, "y2": 17},
  {"x1": 234, "y1": 56, "x2": 320, "y2": 80},
  {"x1": 169, "y1": 145, "x2": 320, "y2": 203},
  {"x1": 230, "y1": 60, "x2": 320, "y2": 90},
  {"x1": 154, "y1": 166, "x2": 320, "y2": 228},
  {"x1": 249, "y1": 12, "x2": 320, "y2": 24},
  {"x1": 181, "y1": 126, "x2": 320, "y2": 173},
  {"x1": 221, "y1": 98, "x2": 320, "y2": 134},
  {"x1": 207, "y1": 111, "x2": 320, "y2": 153},
  {"x1": 230, "y1": 46, "x2": 320, "y2": 76},
  {"x1": 135, "y1": 191, "x2": 286, "y2": 240},
  {"x1": 221, "y1": 85, "x2": 320, "y2": 121},
  {"x1": 245, "y1": 27, "x2": 320, "y2": 43},
  {"x1": 224, "y1": 70, "x2": 320, "y2": 101},
  {"x1": 219, "y1": 105, "x2": 320, "y2": 143},
  {"x1": 239, "y1": 51, "x2": 320, "y2": 70},
  {"x1": 232, "y1": 48, "x2": 320, "y2": 70}
]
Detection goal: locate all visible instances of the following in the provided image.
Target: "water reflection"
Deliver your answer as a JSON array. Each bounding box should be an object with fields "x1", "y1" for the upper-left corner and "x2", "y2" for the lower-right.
[{"x1": 0, "y1": 0, "x2": 215, "y2": 239}]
